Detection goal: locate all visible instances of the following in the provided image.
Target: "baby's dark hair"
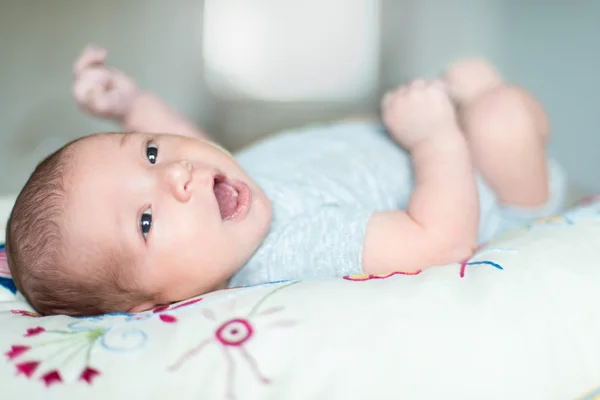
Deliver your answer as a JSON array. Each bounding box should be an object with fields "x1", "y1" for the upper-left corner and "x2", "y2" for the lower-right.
[{"x1": 6, "y1": 135, "x2": 152, "y2": 316}]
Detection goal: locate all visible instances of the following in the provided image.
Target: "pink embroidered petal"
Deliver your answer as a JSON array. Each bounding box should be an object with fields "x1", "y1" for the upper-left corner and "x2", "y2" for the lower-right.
[
  {"x1": 153, "y1": 305, "x2": 169, "y2": 314},
  {"x1": 459, "y1": 257, "x2": 469, "y2": 278},
  {"x1": 172, "y1": 298, "x2": 202, "y2": 309},
  {"x1": 25, "y1": 327, "x2": 45, "y2": 337},
  {"x1": 5, "y1": 345, "x2": 30, "y2": 360},
  {"x1": 80, "y1": 367, "x2": 101, "y2": 384},
  {"x1": 41, "y1": 370, "x2": 62, "y2": 387},
  {"x1": 159, "y1": 314, "x2": 177, "y2": 323},
  {"x1": 11, "y1": 310, "x2": 40, "y2": 318},
  {"x1": 16, "y1": 361, "x2": 40, "y2": 377}
]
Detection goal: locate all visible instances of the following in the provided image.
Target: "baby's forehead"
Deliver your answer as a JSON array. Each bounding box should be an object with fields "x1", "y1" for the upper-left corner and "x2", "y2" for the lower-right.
[
  {"x1": 72, "y1": 132, "x2": 123, "y2": 149},
  {"x1": 63, "y1": 133, "x2": 129, "y2": 189},
  {"x1": 62, "y1": 135, "x2": 128, "y2": 251},
  {"x1": 70, "y1": 132, "x2": 136, "y2": 165},
  {"x1": 62, "y1": 133, "x2": 115, "y2": 172}
]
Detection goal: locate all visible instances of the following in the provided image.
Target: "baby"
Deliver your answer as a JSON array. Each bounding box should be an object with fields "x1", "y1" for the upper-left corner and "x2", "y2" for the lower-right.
[{"x1": 5, "y1": 47, "x2": 565, "y2": 316}]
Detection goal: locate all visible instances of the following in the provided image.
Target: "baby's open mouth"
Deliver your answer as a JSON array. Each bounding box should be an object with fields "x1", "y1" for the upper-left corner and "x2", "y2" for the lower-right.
[{"x1": 213, "y1": 175, "x2": 251, "y2": 221}]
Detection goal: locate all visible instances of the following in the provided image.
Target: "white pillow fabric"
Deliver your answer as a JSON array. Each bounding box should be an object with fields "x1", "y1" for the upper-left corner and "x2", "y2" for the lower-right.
[{"x1": 1, "y1": 197, "x2": 600, "y2": 399}]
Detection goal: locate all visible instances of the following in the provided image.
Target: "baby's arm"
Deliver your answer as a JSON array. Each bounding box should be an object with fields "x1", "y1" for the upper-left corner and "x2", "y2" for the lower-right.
[
  {"x1": 123, "y1": 92, "x2": 210, "y2": 140},
  {"x1": 72, "y1": 46, "x2": 210, "y2": 140},
  {"x1": 362, "y1": 80, "x2": 479, "y2": 274}
]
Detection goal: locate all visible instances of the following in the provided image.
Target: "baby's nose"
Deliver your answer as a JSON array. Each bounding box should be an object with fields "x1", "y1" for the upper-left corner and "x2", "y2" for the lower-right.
[
  {"x1": 166, "y1": 160, "x2": 192, "y2": 178},
  {"x1": 178, "y1": 159, "x2": 192, "y2": 172},
  {"x1": 163, "y1": 160, "x2": 193, "y2": 201}
]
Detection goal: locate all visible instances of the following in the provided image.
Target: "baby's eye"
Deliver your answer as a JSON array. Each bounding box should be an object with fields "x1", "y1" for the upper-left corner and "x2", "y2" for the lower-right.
[
  {"x1": 140, "y1": 207, "x2": 152, "y2": 239},
  {"x1": 146, "y1": 143, "x2": 158, "y2": 164}
]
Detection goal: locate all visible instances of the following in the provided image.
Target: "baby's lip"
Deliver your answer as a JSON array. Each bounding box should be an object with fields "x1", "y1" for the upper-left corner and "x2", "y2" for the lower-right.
[{"x1": 212, "y1": 173, "x2": 252, "y2": 222}]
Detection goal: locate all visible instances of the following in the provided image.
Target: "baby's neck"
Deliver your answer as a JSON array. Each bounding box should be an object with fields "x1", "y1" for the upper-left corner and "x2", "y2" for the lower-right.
[{"x1": 214, "y1": 279, "x2": 230, "y2": 291}]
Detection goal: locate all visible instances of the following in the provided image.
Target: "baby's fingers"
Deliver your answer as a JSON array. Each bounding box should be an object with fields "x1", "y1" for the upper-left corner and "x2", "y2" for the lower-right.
[
  {"x1": 73, "y1": 45, "x2": 107, "y2": 77},
  {"x1": 72, "y1": 70, "x2": 110, "y2": 105}
]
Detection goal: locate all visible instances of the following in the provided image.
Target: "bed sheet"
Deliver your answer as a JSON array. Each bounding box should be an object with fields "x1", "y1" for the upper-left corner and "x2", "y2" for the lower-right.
[{"x1": 1, "y1": 196, "x2": 600, "y2": 399}]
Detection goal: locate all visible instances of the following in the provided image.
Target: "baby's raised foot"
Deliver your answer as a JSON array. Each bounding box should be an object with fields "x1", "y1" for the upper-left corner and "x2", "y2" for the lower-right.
[
  {"x1": 443, "y1": 58, "x2": 504, "y2": 105},
  {"x1": 381, "y1": 79, "x2": 460, "y2": 150}
]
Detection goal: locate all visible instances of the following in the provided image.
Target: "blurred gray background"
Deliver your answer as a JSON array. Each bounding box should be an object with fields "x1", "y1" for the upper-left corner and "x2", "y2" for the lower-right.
[{"x1": 0, "y1": 0, "x2": 598, "y2": 196}]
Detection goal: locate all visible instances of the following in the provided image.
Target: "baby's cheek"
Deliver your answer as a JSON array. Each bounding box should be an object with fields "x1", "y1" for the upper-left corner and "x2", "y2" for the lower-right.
[
  {"x1": 174, "y1": 223, "x2": 216, "y2": 261},
  {"x1": 206, "y1": 140, "x2": 232, "y2": 156}
]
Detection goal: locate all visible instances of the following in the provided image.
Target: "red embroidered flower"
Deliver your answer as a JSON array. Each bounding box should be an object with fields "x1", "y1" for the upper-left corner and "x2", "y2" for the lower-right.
[
  {"x1": 215, "y1": 319, "x2": 254, "y2": 347},
  {"x1": 24, "y1": 327, "x2": 45, "y2": 337},
  {"x1": 168, "y1": 283, "x2": 299, "y2": 400},
  {"x1": 80, "y1": 367, "x2": 101, "y2": 384},
  {"x1": 16, "y1": 361, "x2": 39, "y2": 377},
  {"x1": 7, "y1": 327, "x2": 105, "y2": 386},
  {"x1": 5, "y1": 345, "x2": 29, "y2": 360},
  {"x1": 41, "y1": 370, "x2": 62, "y2": 387}
]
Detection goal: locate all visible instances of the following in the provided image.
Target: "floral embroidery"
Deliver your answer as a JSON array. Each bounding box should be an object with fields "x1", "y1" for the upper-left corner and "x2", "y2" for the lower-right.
[
  {"x1": 343, "y1": 270, "x2": 421, "y2": 281},
  {"x1": 168, "y1": 281, "x2": 298, "y2": 400},
  {"x1": 11, "y1": 310, "x2": 41, "y2": 318},
  {"x1": 25, "y1": 327, "x2": 45, "y2": 336},
  {"x1": 5, "y1": 325, "x2": 105, "y2": 387},
  {"x1": 459, "y1": 245, "x2": 517, "y2": 278},
  {"x1": 4, "y1": 296, "x2": 207, "y2": 387},
  {"x1": 342, "y1": 246, "x2": 514, "y2": 281},
  {"x1": 528, "y1": 214, "x2": 574, "y2": 228},
  {"x1": 152, "y1": 298, "x2": 203, "y2": 323}
]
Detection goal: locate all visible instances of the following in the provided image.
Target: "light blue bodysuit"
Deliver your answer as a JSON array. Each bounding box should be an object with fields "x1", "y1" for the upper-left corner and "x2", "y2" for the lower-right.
[{"x1": 228, "y1": 121, "x2": 565, "y2": 287}]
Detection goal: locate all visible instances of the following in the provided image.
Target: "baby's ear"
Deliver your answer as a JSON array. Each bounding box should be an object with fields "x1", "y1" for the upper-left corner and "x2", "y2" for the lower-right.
[{"x1": 128, "y1": 301, "x2": 157, "y2": 314}]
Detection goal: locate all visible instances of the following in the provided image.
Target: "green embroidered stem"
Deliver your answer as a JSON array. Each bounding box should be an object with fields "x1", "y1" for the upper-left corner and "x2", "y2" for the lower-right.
[
  {"x1": 61, "y1": 340, "x2": 92, "y2": 370},
  {"x1": 247, "y1": 281, "x2": 300, "y2": 317},
  {"x1": 39, "y1": 335, "x2": 89, "y2": 364}
]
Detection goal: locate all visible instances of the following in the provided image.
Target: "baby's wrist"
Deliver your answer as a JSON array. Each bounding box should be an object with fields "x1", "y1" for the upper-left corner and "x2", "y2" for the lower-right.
[{"x1": 122, "y1": 90, "x2": 153, "y2": 130}]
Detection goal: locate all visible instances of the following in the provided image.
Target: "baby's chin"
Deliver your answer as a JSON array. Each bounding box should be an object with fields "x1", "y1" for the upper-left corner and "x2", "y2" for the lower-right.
[{"x1": 213, "y1": 280, "x2": 230, "y2": 291}]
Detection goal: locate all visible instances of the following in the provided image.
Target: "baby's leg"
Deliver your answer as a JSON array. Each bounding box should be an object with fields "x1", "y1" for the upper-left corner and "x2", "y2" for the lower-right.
[{"x1": 444, "y1": 59, "x2": 550, "y2": 207}]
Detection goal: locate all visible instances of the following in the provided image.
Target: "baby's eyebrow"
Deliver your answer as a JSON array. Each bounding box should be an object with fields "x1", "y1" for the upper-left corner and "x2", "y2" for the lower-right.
[{"x1": 119, "y1": 133, "x2": 133, "y2": 148}]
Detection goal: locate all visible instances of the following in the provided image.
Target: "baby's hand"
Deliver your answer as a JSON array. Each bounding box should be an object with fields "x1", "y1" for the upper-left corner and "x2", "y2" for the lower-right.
[
  {"x1": 381, "y1": 79, "x2": 458, "y2": 150},
  {"x1": 72, "y1": 46, "x2": 140, "y2": 121}
]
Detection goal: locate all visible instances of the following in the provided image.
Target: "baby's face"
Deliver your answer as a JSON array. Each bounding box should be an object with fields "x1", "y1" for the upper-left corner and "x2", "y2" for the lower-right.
[{"x1": 65, "y1": 133, "x2": 271, "y2": 312}]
